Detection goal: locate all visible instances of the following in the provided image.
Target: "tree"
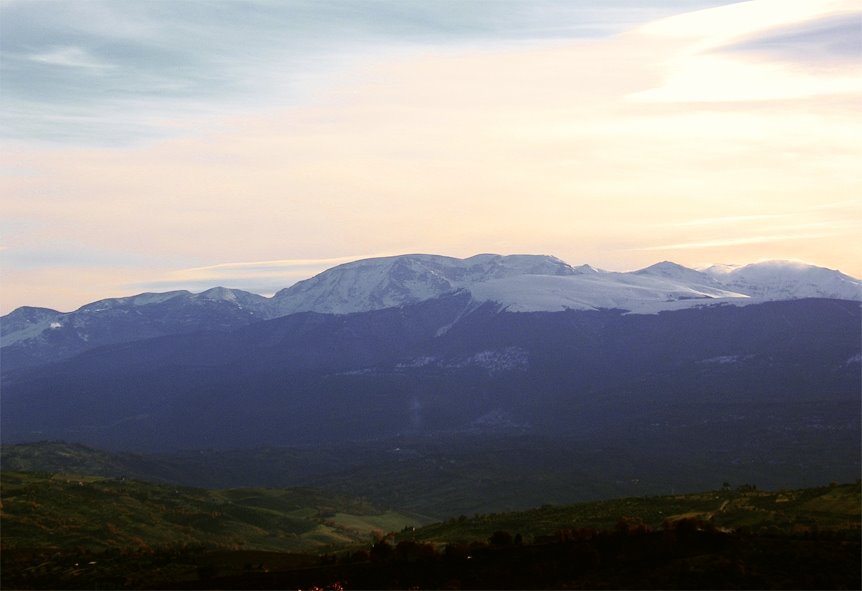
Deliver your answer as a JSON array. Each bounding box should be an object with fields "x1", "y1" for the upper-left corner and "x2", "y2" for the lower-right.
[{"x1": 489, "y1": 530, "x2": 513, "y2": 546}]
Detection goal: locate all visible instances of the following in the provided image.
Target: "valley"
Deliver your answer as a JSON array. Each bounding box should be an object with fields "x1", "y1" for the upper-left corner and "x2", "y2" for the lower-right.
[{"x1": 2, "y1": 461, "x2": 859, "y2": 589}]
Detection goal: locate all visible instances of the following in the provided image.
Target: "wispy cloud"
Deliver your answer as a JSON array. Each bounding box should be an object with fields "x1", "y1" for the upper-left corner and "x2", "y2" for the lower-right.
[
  {"x1": 723, "y1": 12, "x2": 862, "y2": 65},
  {"x1": 124, "y1": 254, "x2": 398, "y2": 296},
  {"x1": 672, "y1": 214, "x2": 789, "y2": 227},
  {"x1": 630, "y1": 0, "x2": 862, "y2": 103},
  {"x1": 180, "y1": 255, "x2": 383, "y2": 275},
  {"x1": 632, "y1": 233, "x2": 841, "y2": 251},
  {"x1": 28, "y1": 46, "x2": 115, "y2": 70},
  {"x1": 0, "y1": 0, "x2": 733, "y2": 146}
]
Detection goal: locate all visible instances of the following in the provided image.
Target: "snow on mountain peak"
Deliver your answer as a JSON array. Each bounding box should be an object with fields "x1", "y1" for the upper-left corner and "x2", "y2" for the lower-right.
[
  {"x1": 271, "y1": 253, "x2": 578, "y2": 315},
  {"x1": 4, "y1": 255, "x2": 859, "y2": 343},
  {"x1": 572, "y1": 264, "x2": 600, "y2": 274},
  {"x1": 77, "y1": 291, "x2": 191, "y2": 313},
  {"x1": 634, "y1": 261, "x2": 719, "y2": 284},
  {"x1": 198, "y1": 286, "x2": 238, "y2": 301},
  {"x1": 704, "y1": 260, "x2": 862, "y2": 301},
  {"x1": 270, "y1": 254, "x2": 859, "y2": 316}
]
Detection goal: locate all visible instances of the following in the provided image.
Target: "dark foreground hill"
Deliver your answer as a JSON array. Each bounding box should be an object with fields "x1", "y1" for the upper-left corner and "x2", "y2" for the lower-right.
[
  {"x1": 0, "y1": 470, "x2": 425, "y2": 554},
  {"x1": 4, "y1": 434, "x2": 859, "y2": 519},
  {"x1": 2, "y1": 471, "x2": 859, "y2": 590}
]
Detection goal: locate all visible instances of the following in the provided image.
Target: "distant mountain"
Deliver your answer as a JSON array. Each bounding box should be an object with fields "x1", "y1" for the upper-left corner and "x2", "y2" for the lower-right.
[
  {"x1": 2, "y1": 295, "x2": 858, "y2": 454},
  {"x1": 271, "y1": 255, "x2": 859, "y2": 314},
  {"x1": 1, "y1": 288, "x2": 273, "y2": 370},
  {"x1": 2, "y1": 251, "x2": 858, "y2": 501},
  {"x1": 271, "y1": 253, "x2": 580, "y2": 315},
  {"x1": 3, "y1": 254, "x2": 859, "y2": 371},
  {"x1": 267, "y1": 251, "x2": 750, "y2": 316},
  {"x1": 704, "y1": 260, "x2": 862, "y2": 301},
  {"x1": 1, "y1": 306, "x2": 62, "y2": 337}
]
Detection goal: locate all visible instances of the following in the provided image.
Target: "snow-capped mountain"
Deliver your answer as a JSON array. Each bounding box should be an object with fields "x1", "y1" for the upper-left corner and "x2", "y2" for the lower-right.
[
  {"x1": 2, "y1": 254, "x2": 859, "y2": 371},
  {"x1": 634, "y1": 261, "x2": 722, "y2": 285},
  {"x1": 467, "y1": 271, "x2": 745, "y2": 314},
  {"x1": 2, "y1": 253, "x2": 859, "y2": 456},
  {"x1": 270, "y1": 253, "x2": 747, "y2": 316},
  {"x1": 703, "y1": 260, "x2": 862, "y2": 301},
  {"x1": 271, "y1": 254, "x2": 860, "y2": 315},
  {"x1": 0, "y1": 288, "x2": 273, "y2": 369},
  {"x1": 270, "y1": 254, "x2": 580, "y2": 316}
]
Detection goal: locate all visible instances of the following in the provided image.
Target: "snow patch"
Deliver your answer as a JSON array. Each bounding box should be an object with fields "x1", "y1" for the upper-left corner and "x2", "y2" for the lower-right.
[
  {"x1": 699, "y1": 355, "x2": 740, "y2": 364},
  {"x1": 446, "y1": 347, "x2": 529, "y2": 375},
  {"x1": 396, "y1": 356, "x2": 437, "y2": 369},
  {"x1": 467, "y1": 273, "x2": 748, "y2": 313},
  {"x1": 471, "y1": 409, "x2": 529, "y2": 432},
  {"x1": 704, "y1": 260, "x2": 862, "y2": 301}
]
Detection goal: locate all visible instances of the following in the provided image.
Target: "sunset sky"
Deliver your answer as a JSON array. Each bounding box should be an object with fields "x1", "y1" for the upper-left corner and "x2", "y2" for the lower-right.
[{"x1": 2, "y1": 0, "x2": 860, "y2": 314}]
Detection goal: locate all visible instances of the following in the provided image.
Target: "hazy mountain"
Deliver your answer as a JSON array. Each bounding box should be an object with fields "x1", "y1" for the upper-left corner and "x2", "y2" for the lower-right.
[
  {"x1": 704, "y1": 260, "x2": 862, "y2": 300},
  {"x1": 3, "y1": 254, "x2": 859, "y2": 371},
  {"x1": 0, "y1": 288, "x2": 273, "y2": 370},
  {"x1": 2, "y1": 295, "x2": 858, "y2": 456},
  {"x1": 2, "y1": 254, "x2": 858, "y2": 504},
  {"x1": 1, "y1": 306, "x2": 62, "y2": 337},
  {"x1": 271, "y1": 253, "x2": 581, "y2": 315},
  {"x1": 270, "y1": 255, "x2": 859, "y2": 314}
]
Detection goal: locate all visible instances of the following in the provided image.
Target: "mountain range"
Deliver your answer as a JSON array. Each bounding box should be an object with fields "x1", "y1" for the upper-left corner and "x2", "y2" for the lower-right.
[
  {"x1": 1, "y1": 254, "x2": 859, "y2": 479},
  {"x1": 3, "y1": 254, "x2": 859, "y2": 370}
]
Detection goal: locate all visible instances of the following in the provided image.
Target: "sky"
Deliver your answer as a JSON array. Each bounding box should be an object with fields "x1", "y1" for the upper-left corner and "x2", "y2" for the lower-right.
[{"x1": 1, "y1": 0, "x2": 860, "y2": 314}]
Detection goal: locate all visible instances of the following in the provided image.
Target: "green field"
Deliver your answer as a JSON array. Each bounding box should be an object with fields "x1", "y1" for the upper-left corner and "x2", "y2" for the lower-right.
[
  {"x1": 0, "y1": 471, "x2": 428, "y2": 553},
  {"x1": 399, "y1": 481, "x2": 862, "y2": 546},
  {"x1": 2, "y1": 469, "x2": 859, "y2": 589}
]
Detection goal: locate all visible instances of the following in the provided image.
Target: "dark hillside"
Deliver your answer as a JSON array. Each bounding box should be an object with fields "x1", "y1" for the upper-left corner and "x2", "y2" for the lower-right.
[
  {"x1": 2, "y1": 298, "x2": 858, "y2": 452},
  {"x1": 3, "y1": 475, "x2": 858, "y2": 590}
]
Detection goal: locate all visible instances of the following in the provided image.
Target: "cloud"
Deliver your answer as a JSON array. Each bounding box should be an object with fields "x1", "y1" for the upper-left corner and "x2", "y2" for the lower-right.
[
  {"x1": 672, "y1": 214, "x2": 789, "y2": 226},
  {"x1": 630, "y1": 0, "x2": 862, "y2": 103},
  {"x1": 635, "y1": 0, "x2": 854, "y2": 50},
  {"x1": 145, "y1": 254, "x2": 394, "y2": 294},
  {"x1": 2, "y1": 245, "x2": 153, "y2": 269},
  {"x1": 723, "y1": 12, "x2": 862, "y2": 65},
  {"x1": 632, "y1": 233, "x2": 841, "y2": 251},
  {"x1": 180, "y1": 255, "x2": 380, "y2": 274},
  {"x1": 0, "y1": 0, "x2": 733, "y2": 145},
  {"x1": 28, "y1": 46, "x2": 115, "y2": 70}
]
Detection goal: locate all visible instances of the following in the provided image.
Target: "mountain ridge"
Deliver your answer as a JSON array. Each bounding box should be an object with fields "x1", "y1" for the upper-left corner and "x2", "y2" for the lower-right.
[
  {"x1": 3, "y1": 296, "x2": 858, "y2": 453},
  {"x1": 3, "y1": 254, "x2": 859, "y2": 371}
]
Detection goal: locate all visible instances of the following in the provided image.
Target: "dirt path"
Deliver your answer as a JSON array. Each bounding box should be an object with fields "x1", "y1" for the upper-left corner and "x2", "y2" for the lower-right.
[{"x1": 705, "y1": 499, "x2": 730, "y2": 521}]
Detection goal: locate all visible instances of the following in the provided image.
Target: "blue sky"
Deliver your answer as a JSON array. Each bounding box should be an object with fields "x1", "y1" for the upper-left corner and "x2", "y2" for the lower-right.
[{"x1": 2, "y1": 0, "x2": 860, "y2": 313}]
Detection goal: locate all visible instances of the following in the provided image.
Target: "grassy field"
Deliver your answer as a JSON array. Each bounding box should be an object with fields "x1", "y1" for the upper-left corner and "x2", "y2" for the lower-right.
[
  {"x1": 399, "y1": 481, "x2": 862, "y2": 546},
  {"x1": 2, "y1": 470, "x2": 859, "y2": 589},
  {"x1": 0, "y1": 471, "x2": 428, "y2": 554},
  {"x1": 3, "y1": 469, "x2": 858, "y2": 555}
]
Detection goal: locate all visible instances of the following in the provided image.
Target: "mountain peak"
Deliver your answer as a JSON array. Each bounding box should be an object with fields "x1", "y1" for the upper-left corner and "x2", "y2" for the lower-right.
[
  {"x1": 271, "y1": 253, "x2": 577, "y2": 316},
  {"x1": 705, "y1": 260, "x2": 862, "y2": 301},
  {"x1": 632, "y1": 261, "x2": 720, "y2": 287},
  {"x1": 197, "y1": 286, "x2": 240, "y2": 302},
  {"x1": 3, "y1": 253, "x2": 860, "y2": 372},
  {"x1": 0, "y1": 306, "x2": 61, "y2": 339},
  {"x1": 635, "y1": 260, "x2": 697, "y2": 275},
  {"x1": 76, "y1": 291, "x2": 191, "y2": 314}
]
